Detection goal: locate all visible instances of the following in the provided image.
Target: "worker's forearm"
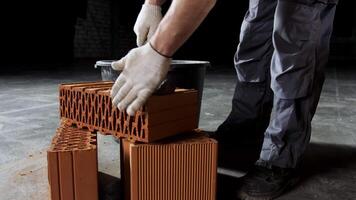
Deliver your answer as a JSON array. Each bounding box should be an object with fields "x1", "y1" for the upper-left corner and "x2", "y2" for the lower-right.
[
  {"x1": 146, "y1": 0, "x2": 167, "y2": 6},
  {"x1": 150, "y1": 0, "x2": 216, "y2": 57}
]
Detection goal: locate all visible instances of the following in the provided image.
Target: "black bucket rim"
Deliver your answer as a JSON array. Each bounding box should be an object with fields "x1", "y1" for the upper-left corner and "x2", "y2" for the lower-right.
[
  {"x1": 95, "y1": 60, "x2": 210, "y2": 69},
  {"x1": 94, "y1": 60, "x2": 116, "y2": 68},
  {"x1": 171, "y1": 60, "x2": 210, "y2": 66}
]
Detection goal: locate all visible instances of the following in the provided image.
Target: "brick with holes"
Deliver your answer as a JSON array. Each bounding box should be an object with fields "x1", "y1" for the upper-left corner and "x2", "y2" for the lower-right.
[
  {"x1": 59, "y1": 81, "x2": 199, "y2": 143},
  {"x1": 47, "y1": 119, "x2": 98, "y2": 200}
]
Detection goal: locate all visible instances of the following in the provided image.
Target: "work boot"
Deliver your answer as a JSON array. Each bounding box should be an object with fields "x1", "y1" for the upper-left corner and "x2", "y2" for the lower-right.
[{"x1": 236, "y1": 160, "x2": 300, "y2": 200}]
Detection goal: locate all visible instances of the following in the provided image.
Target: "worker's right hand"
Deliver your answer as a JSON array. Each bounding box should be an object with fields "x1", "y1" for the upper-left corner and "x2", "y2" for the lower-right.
[
  {"x1": 110, "y1": 43, "x2": 171, "y2": 116},
  {"x1": 134, "y1": 3, "x2": 162, "y2": 47}
]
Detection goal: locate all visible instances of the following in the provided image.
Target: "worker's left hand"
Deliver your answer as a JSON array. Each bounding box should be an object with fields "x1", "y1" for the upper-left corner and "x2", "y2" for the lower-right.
[
  {"x1": 134, "y1": 3, "x2": 162, "y2": 46},
  {"x1": 111, "y1": 43, "x2": 171, "y2": 116}
]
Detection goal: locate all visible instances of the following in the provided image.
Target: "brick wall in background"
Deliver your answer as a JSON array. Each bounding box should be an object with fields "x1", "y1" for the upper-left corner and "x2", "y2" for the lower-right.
[
  {"x1": 111, "y1": 0, "x2": 138, "y2": 59},
  {"x1": 74, "y1": 0, "x2": 112, "y2": 58},
  {"x1": 115, "y1": 25, "x2": 136, "y2": 58}
]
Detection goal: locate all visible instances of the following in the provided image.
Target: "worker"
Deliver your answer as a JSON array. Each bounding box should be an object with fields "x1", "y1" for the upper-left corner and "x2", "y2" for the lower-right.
[{"x1": 110, "y1": 0, "x2": 339, "y2": 199}]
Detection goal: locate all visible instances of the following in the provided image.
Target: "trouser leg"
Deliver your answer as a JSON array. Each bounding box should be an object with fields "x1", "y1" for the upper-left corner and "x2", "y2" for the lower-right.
[
  {"x1": 217, "y1": 0, "x2": 277, "y2": 141},
  {"x1": 260, "y1": 0, "x2": 337, "y2": 168},
  {"x1": 310, "y1": 2, "x2": 337, "y2": 116}
]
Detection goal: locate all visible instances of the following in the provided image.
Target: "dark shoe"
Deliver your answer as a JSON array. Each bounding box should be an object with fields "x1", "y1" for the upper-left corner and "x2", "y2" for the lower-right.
[{"x1": 236, "y1": 162, "x2": 300, "y2": 200}]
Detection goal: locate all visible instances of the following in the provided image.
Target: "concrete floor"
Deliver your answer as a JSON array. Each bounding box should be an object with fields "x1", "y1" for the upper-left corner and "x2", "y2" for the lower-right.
[{"x1": 0, "y1": 65, "x2": 356, "y2": 199}]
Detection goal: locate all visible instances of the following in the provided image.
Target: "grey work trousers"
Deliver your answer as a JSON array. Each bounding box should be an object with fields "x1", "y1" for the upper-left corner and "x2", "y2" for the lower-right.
[{"x1": 219, "y1": 0, "x2": 338, "y2": 168}]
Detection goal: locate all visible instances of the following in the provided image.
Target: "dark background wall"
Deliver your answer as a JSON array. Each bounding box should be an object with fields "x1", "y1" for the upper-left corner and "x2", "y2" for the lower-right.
[
  {"x1": 1, "y1": 0, "x2": 355, "y2": 68},
  {"x1": 74, "y1": 0, "x2": 111, "y2": 58}
]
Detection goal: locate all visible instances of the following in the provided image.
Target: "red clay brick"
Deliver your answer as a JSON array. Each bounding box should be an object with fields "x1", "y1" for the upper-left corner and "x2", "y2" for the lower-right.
[
  {"x1": 73, "y1": 149, "x2": 98, "y2": 200},
  {"x1": 47, "y1": 120, "x2": 98, "y2": 200},
  {"x1": 59, "y1": 81, "x2": 199, "y2": 143},
  {"x1": 121, "y1": 131, "x2": 218, "y2": 200},
  {"x1": 47, "y1": 152, "x2": 60, "y2": 200},
  {"x1": 58, "y1": 151, "x2": 74, "y2": 200}
]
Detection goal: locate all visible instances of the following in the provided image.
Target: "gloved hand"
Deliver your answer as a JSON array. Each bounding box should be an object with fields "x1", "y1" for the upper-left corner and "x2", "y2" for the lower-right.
[
  {"x1": 111, "y1": 43, "x2": 171, "y2": 116},
  {"x1": 134, "y1": 4, "x2": 162, "y2": 46}
]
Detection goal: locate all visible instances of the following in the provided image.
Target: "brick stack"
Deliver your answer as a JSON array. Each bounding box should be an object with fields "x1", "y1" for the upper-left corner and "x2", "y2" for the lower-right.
[
  {"x1": 47, "y1": 119, "x2": 98, "y2": 200},
  {"x1": 47, "y1": 81, "x2": 218, "y2": 200}
]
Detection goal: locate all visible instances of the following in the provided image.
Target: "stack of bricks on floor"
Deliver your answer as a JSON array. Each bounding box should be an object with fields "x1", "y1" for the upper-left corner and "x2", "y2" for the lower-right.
[
  {"x1": 47, "y1": 81, "x2": 218, "y2": 200},
  {"x1": 47, "y1": 119, "x2": 98, "y2": 200}
]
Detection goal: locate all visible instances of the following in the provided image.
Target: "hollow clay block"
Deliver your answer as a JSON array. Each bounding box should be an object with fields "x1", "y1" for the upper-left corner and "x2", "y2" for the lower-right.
[
  {"x1": 47, "y1": 152, "x2": 61, "y2": 200},
  {"x1": 59, "y1": 151, "x2": 74, "y2": 200},
  {"x1": 59, "y1": 81, "x2": 199, "y2": 143},
  {"x1": 122, "y1": 131, "x2": 218, "y2": 200},
  {"x1": 73, "y1": 149, "x2": 98, "y2": 200},
  {"x1": 121, "y1": 138, "x2": 132, "y2": 200},
  {"x1": 47, "y1": 120, "x2": 98, "y2": 200}
]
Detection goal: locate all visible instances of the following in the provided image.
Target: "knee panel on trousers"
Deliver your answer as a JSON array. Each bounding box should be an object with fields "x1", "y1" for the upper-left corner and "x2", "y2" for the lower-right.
[
  {"x1": 270, "y1": 1, "x2": 322, "y2": 99},
  {"x1": 235, "y1": 0, "x2": 277, "y2": 83}
]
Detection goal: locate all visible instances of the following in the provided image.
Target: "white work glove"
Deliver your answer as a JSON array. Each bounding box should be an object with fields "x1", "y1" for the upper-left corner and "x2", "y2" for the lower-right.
[
  {"x1": 111, "y1": 43, "x2": 171, "y2": 116},
  {"x1": 134, "y1": 4, "x2": 162, "y2": 46}
]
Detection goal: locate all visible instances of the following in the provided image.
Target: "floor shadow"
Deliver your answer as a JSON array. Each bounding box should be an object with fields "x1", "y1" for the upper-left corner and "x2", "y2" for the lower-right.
[
  {"x1": 98, "y1": 172, "x2": 122, "y2": 200},
  {"x1": 299, "y1": 142, "x2": 356, "y2": 183},
  {"x1": 216, "y1": 142, "x2": 356, "y2": 199},
  {"x1": 215, "y1": 144, "x2": 262, "y2": 200},
  {"x1": 216, "y1": 173, "x2": 241, "y2": 200}
]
